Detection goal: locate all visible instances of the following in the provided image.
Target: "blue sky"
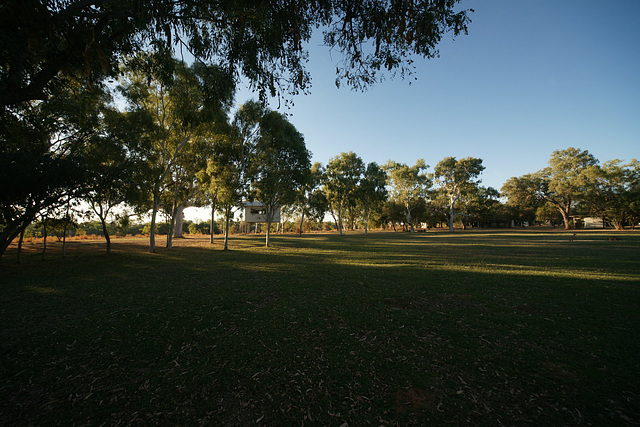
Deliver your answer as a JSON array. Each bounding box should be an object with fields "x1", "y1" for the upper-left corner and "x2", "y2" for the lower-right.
[
  {"x1": 186, "y1": 0, "x2": 640, "y2": 221},
  {"x1": 246, "y1": 0, "x2": 639, "y2": 189}
]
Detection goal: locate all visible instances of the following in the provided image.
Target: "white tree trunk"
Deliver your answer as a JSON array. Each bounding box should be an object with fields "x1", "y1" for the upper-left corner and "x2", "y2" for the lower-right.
[
  {"x1": 448, "y1": 193, "x2": 458, "y2": 233},
  {"x1": 174, "y1": 206, "x2": 185, "y2": 238},
  {"x1": 364, "y1": 213, "x2": 369, "y2": 235},
  {"x1": 210, "y1": 204, "x2": 215, "y2": 244},
  {"x1": 150, "y1": 185, "x2": 160, "y2": 253}
]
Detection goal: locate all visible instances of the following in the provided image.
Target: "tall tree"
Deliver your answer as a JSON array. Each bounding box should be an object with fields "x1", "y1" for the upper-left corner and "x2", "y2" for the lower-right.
[
  {"x1": 502, "y1": 148, "x2": 598, "y2": 230},
  {"x1": 206, "y1": 136, "x2": 245, "y2": 251},
  {"x1": 204, "y1": 102, "x2": 264, "y2": 250},
  {"x1": 323, "y1": 152, "x2": 365, "y2": 235},
  {"x1": 119, "y1": 54, "x2": 234, "y2": 252},
  {"x1": 461, "y1": 186, "x2": 500, "y2": 229},
  {"x1": 383, "y1": 160, "x2": 430, "y2": 232},
  {"x1": 433, "y1": 156, "x2": 485, "y2": 232},
  {"x1": 358, "y1": 162, "x2": 388, "y2": 235},
  {"x1": 292, "y1": 162, "x2": 326, "y2": 235},
  {"x1": 583, "y1": 159, "x2": 640, "y2": 230},
  {"x1": 250, "y1": 111, "x2": 311, "y2": 246},
  {"x1": 0, "y1": 78, "x2": 98, "y2": 261},
  {"x1": 82, "y1": 106, "x2": 153, "y2": 254},
  {"x1": 195, "y1": 130, "x2": 232, "y2": 244}
]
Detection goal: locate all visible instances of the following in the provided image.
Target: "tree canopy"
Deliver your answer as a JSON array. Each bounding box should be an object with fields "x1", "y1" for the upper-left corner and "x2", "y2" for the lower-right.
[
  {"x1": 433, "y1": 156, "x2": 485, "y2": 232},
  {"x1": 502, "y1": 148, "x2": 598, "y2": 229},
  {"x1": 383, "y1": 159, "x2": 430, "y2": 232},
  {"x1": 250, "y1": 110, "x2": 311, "y2": 246},
  {"x1": 0, "y1": 0, "x2": 472, "y2": 106}
]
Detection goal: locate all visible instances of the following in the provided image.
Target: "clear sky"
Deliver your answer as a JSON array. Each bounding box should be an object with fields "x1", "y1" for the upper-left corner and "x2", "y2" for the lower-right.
[{"x1": 186, "y1": 0, "x2": 640, "y2": 221}]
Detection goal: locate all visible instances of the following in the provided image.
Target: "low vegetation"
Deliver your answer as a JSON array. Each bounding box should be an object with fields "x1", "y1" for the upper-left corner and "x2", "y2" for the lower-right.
[{"x1": 1, "y1": 230, "x2": 639, "y2": 425}]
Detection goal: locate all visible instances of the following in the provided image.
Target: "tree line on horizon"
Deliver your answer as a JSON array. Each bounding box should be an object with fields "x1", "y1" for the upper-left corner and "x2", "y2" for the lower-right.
[
  {"x1": 2, "y1": 2, "x2": 638, "y2": 263},
  {"x1": 1, "y1": 51, "x2": 638, "y2": 262},
  {"x1": 6, "y1": 132, "x2": 640, "y2": 263}
]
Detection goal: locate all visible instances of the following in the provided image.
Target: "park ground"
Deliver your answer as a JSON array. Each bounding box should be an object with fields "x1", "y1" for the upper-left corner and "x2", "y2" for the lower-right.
[{"x1": 1, "y1": 229, "x2": 639, "y2": 425}]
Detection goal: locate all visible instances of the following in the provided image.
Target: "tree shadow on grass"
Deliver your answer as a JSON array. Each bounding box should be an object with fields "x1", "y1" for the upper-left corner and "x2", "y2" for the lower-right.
[{"x1": 2, "y1": 231, "x2": 639, "y2": 426}]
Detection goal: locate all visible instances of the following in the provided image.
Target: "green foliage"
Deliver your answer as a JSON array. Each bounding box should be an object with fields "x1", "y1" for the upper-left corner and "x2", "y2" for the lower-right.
[
  {"x1": 358, "y1": 162, "x2": 388, "y2": 233},
  {"x1": 0, "y1": 79, "x2": 100, "y2": 260},
  {"x1": 250, "y1": 110, "x2": 311, "y2": 245},
  {"x1": 583, "y1": 159, "x2": 640, "y2": 229},
  {"x1": 119, "y1": 54, "x2": 235, "y2": 251},
  {"x1": 0, "y1": 1, "x2": 471, "y2": 106},
  {"x1": 290, "y1": 162, "x2": 328, "y2": 233},
  {"x1": 502, "y1": 148, "x2": 599, "y2": 230},
  {"x1": 324, "y1": 152, "x2": 366, "y2": 234},
  {"x1": 433, "y1": 156, "x2": 485, "y2": 232},
  {"x1": 383, "y1": 159, "x2": 430, "y2": 232}
]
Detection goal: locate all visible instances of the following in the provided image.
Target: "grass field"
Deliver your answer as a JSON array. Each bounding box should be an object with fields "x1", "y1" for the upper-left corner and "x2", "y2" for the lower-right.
[{"x1": 1, "y1": 230, "x2": 639, "y2": 425}]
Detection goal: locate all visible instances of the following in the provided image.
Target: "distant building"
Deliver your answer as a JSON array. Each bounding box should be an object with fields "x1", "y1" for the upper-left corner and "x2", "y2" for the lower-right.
[
  {"x1": 243, "y1": 201, "x2": 281, "y2": 224},
  {"x1": 583, "y1": 217, "x2": 604, "y2": 229}
]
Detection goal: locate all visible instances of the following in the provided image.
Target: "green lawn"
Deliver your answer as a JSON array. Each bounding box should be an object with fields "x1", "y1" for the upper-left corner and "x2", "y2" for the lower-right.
[{"x1": 1, "y1": 230, "x2": 639, "y2": 425}]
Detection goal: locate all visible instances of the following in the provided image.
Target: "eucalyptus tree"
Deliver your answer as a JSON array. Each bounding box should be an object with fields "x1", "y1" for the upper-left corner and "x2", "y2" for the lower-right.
[
  {"x1": 291, "y1": 162, "x2": 326, "y2": 234},
  {"x1": 433, "y1": 156, "x2": 485, "y2": 232},
  {"x1": 583, "y1": 159, "x2": 640, "y2": 229},
  {"x1": 250, "y1": 111, "x2": 311, "y2": 246},
  {"x1": 195, "y1": 128, "x2": 234, "y2": 243},
  {"x1": 82, "y1": 106, "x2": 154, "y2": 254},
  {"x1": 379, "y1": 200, "x2": 406, "y2": 231},
  {"x1": 205, "y1": 135, "x2": 245, "y2": 251},
  {"x1": 501, "y1": 148, "x2": 598, "y2": 230},
  {"x1": 358, "y1": 163, "x2": 388, "y2": 235},
  {"x1": 459, "y1": 186, "x2": 500, "y2": 229},
  {"x1": 324, "y1": 152, "x2": 365, "y2": 235},
  {"x1": 202, "y1": 102, "x2": 264, "y2": 250},
  {"x1": 119, "y1": 54, "x2": 234, "y2": 252},
  {"x1": 383, "y1": 160, "x2": 430, "y2": 232},
  {"x1": 0, "y1": 78, "x2": 101, "y2": 261}
]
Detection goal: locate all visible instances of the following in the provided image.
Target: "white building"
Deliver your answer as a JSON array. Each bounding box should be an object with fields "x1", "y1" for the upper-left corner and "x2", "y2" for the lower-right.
[
  {"x1": 243, "y1": 201, "x2": 281, "y2": 224},
  {"x1": 583, "y1": 217, "x2": 604, "y2": 229}
]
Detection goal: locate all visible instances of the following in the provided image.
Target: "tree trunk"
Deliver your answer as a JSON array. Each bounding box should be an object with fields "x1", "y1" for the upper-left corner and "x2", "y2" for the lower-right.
[
  {"x1": 558, "y1": 207, "x2": 571, "y2": 230},
  {"x1": 448, "y1": 198, "x2": 455, "y2": 233},
  {"x1": 174, "y1": 206, "x2": 184, "y2": 238},
  {"x1": 330, "y1": 208, "x2": 340, "y2": 235},
  {"x1": 337, "y1": 201, "x2": 344, "y2": 235},
  {"x1": 62, "y1": 221, "x2": 67, "y2": 257},
  {"x1": 265, "y1": 205, "x2": 278, "y2": 247},
  {"x1": 266, "y1": 219, "x2": 272, "y2": 247},
  {"x1": 62, "y1": 219, "x2": 68, "y2": 258},
  {"x1": 17, "y1": 229, "x2": 25, "y2": 264},
  {"x1": 62, "y1": 198, "x2": 70, "y2": 258},
  {"x1": 100, "y1": 216, "x2": 112, "y2": 255},
  {"x1": 298, "y1": 211, "x2": 305, "y2": 235},
  {"x1": 41, "y1": 218, "x2": 47, "y2": 261},
  {"x1": 210, "y1": 203, "x2": 216, "y2": 244},
  {"x1": 223, "y1": 207, "x2": 231, "y2": 251},
  {"x1": 0, "y1": 224, "x2": 26, "y2": 263},
  {"x1": 150, "y1": 186, "x2": 160, "y2": 253},
  {"x1": 166, "y1": 203, "x2": 179, "y2": 249},
  {"x1": 364, "y1": 210, "x2": 370, "y2": 235},
  {"x1": 166, "y1": 220, "x2": 174, "y2": 248},
  {"x1": 405, "y1": 202, "x2": 415, "y2": 232}
]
